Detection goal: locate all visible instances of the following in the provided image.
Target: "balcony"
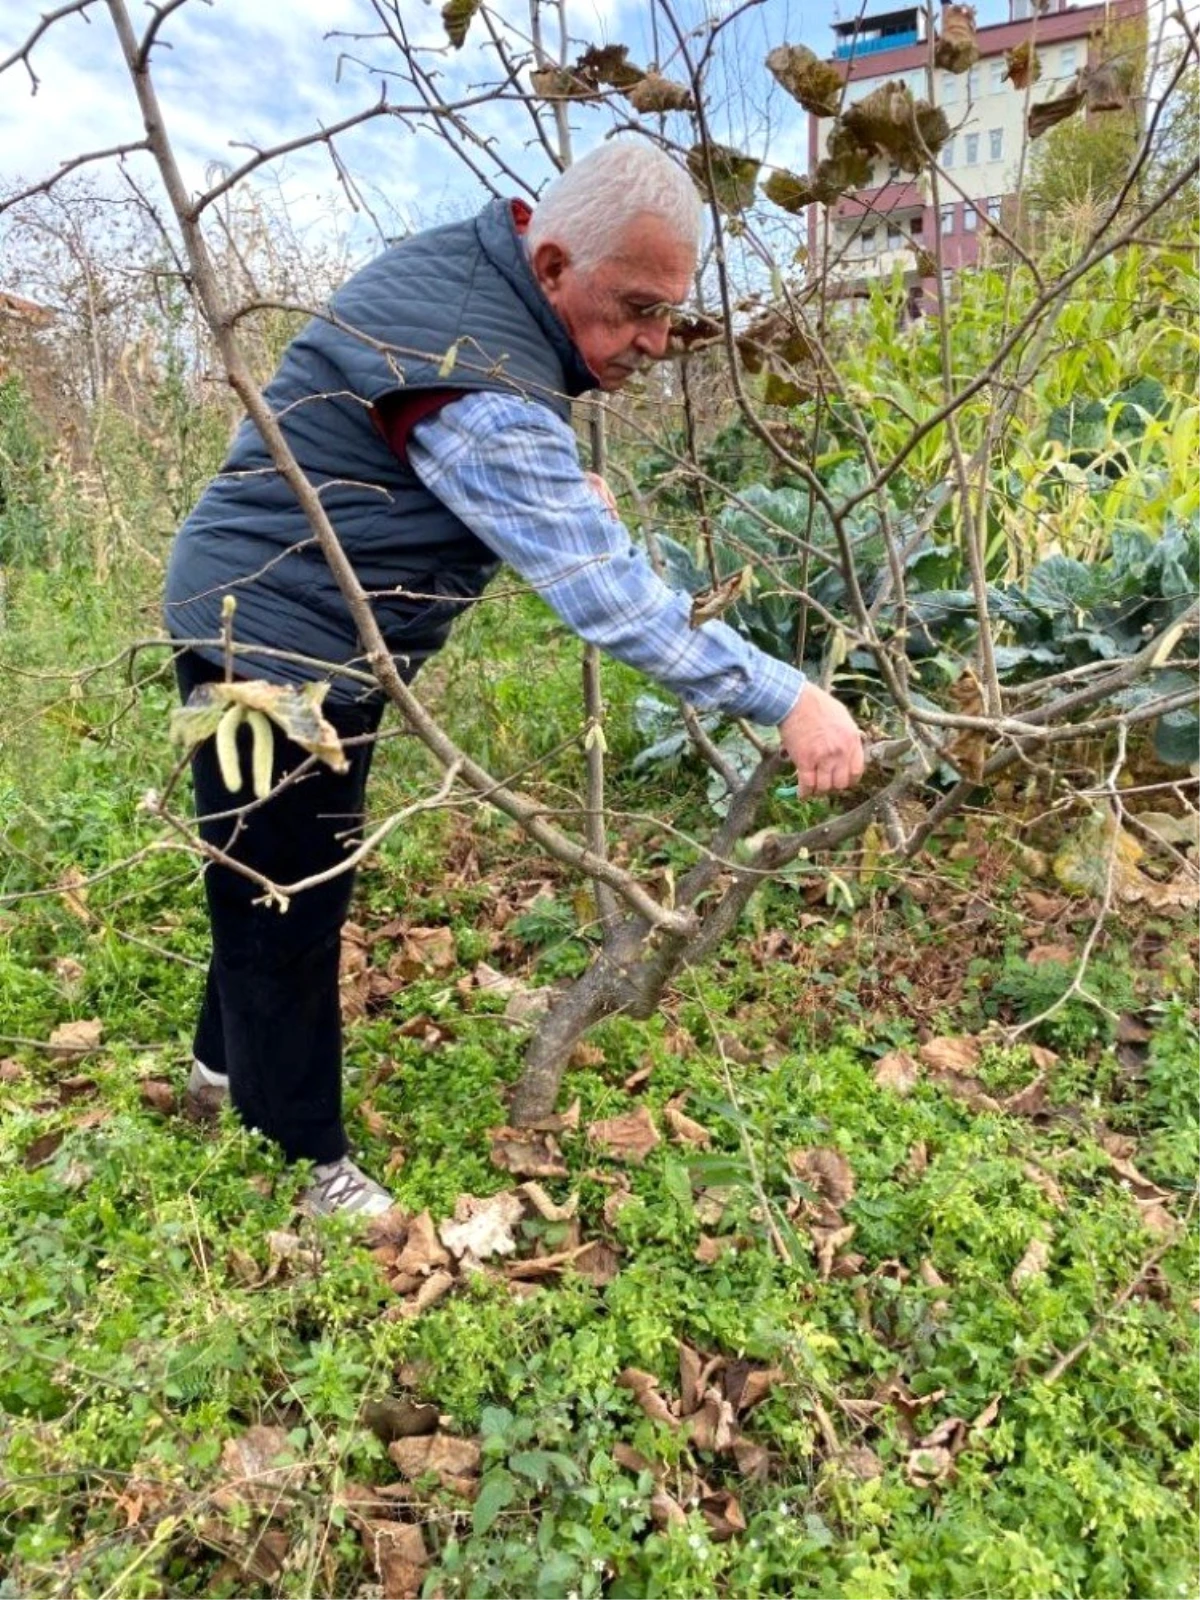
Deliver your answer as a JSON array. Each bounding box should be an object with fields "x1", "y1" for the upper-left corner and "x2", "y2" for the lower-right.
[
  {"x1": 835, "y1": 181, "x2": 926, "y2": 220},
  {"x1": 834, "y1": 29, "x2": 919, "y2": 59}
]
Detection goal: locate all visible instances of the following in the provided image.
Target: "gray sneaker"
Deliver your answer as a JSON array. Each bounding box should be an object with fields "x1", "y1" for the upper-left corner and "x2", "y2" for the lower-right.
[
  {"x1": 304, "y1": 1157, "x2": 395, "y2": 1219},
  {"x1": 186, "y1": 1057, "x2": 229, "y2": 1119}
]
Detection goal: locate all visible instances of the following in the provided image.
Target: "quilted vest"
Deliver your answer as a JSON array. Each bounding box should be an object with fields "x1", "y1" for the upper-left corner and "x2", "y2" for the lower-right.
[{"x1": 165, "y1": 199, "x2": 596, "y2": 700}]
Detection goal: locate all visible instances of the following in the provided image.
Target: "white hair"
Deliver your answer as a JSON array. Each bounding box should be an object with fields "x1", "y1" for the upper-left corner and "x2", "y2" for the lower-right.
[{"x1": 527, "y1": 142, "x2": 702, "y2": 272}]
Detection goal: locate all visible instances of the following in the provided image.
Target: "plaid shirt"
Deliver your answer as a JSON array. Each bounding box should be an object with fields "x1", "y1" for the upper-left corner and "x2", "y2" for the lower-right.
[{"x1": 408, "y1": 391, "x2": 805, "y2": 725}]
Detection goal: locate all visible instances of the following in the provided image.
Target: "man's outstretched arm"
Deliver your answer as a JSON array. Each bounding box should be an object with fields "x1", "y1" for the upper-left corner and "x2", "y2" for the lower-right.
[{"x1": 408, "y1": 391, "x2": 863, "y2": 791}]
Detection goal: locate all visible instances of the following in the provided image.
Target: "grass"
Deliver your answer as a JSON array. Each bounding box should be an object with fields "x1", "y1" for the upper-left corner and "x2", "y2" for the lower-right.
[{"x1": 0, "y1": 557, "x2": 1197, "y2": 1600}]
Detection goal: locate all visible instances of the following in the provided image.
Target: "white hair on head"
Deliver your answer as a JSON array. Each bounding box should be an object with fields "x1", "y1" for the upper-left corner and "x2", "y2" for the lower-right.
[{"x1": 527, "y1": 141, "x2": 702, "y2": 272}]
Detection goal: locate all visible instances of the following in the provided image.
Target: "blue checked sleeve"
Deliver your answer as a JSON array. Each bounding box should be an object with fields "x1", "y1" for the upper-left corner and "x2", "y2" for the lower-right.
[{"x1": 407, "y1": 392, "x2": 805, "y2": 725}]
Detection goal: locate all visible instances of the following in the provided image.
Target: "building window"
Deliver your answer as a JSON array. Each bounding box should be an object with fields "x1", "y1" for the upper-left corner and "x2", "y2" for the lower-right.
[
  {"x1": 989, "y1": 127, "x2": 1003, "y2": 161},
  {"x1": 967, "y1": 65, "x2": 980, "y2": 98},
  {"x1": 887, "y1": 223, "x2": 903, "y2": 249},
  {"x1": 861, "y1": 227, "x2": 876, "y2": 253},
  {"x1": 965, "y1": 132, "x2": 980, "y2": 165},
  {"x1": 990, "y1": 58, "x2": 1005, "y2": 92},
  {"x1": 987, "y1": 195, "x2": 1003, "y2": 222},
  {"x1": 910, "y1": 213, "x2": 924, "y2": 235},
  {"x1": 1060, "y1": 43, "x2": 1078, "y2": 76},
  {"x1": 940, "y1": 203, "x2": 955, "y2": 235},
  {"x1": 963, "y1": 205, "x2": 978, "y2": 232},
  {"x1": 941, "y1": 72, "x2": 957, "y2": 104},
  {"x1": 943, "y1": 137, "x2": 955, "y2": 169}
]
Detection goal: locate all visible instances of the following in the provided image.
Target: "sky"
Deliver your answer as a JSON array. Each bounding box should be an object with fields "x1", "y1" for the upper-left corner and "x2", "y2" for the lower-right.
[{"x1": 0, "y1": 0, "x2": 1018, "y2": 257}]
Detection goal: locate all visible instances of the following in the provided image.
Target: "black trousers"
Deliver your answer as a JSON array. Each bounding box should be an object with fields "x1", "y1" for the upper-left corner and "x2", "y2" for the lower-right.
[{"x1": 175, "y1": 652, "x2": 383, "y2": 1163}]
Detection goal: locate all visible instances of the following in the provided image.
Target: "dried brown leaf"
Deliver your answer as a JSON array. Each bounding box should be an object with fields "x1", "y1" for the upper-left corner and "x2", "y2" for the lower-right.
[
  {"x1": 587, "y1": 1104, "x2": 660, "y2": 1165},
  {"x1": 762, "y1": 168, "x2": 817, "y2": 214},
  {"x1": 765, "y1": 43, "x2": 843, "y2": 115},
  {"x1": 1011, "y1": 1234, "x2": 1051, "y2": 1290},
  {"x1": 694, "y1": 1233, "x2": 735, "y2": 1265},
  {"x1": 933, "y1": 3, "x2": 978, "y2": 73},
  {"x1": 389, "y1": 1432, "x2": 481, "y2": 1486},
  {"x1": 48, "y1": 1018, "x2": 102, "y2": 1059},
  {"x1": 617, "y1": 1368, "x2": 680, "y2": 1427},
  {"x1": 905, "y1": 1442, "x2": 955, "y2": 1486},
  {"x1": 573, "y1": 43, "x2": 644, "y2": 89},
  {"x1": 1023, "y1": 1161, "x2": 1066, "y2": 1209},
  {"x1": 733, "y1": 1435, "x2": 771, "y2": 1480},
  {"x1": 789, "y1": 1146, "x2": 856, "y2": 1207},
  {"x1": 1003, "y1": 41, "x2": 1041, "y2": 89},
  {"x1": 685, "y1": 142, "x2": 761, "y2": 213},
  {"x1": 517, "y1": 1181, "x2": 577, "y2": 1222},
  {"x1": 439, "y1": 1191, "x2": 525, "y2": 1264},
  {"x1": 874, "y1": 1050, "x2": 920, "y2": 1095},
  {"x1": 395, "y1": 1211, "x2": 450, "y2": 1277},
  {"x1": 700, "y1": 1487, "x2": 746, "y2": 1540},
  {"x1": 441, "y1": 0, "x2": 479, "y2": 49},
  {"x1": 139, "y1": 1078, "x2": 177, "y2": 1115},
  {"x1": 918, "y1": 1035, "x2": 980, "y2": 1074},
  {"x1": 489, "y1": 1125, "x2": 568, "y2": 1178},
  {"x1": 664, "y1": 1099, "x2": 712, "y2": 1149},
  {"x1": 360, "y1": 1397, "x2": 440, "y2": 1445},
  {"x1": 623, "y1": 71, "x2": 695, "y2": 113}
]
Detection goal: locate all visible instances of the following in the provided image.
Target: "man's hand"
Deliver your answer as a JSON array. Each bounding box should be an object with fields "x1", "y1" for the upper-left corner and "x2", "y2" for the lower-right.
[
  {"x1": 779, "y1": 685, "x2": 865, "y2": 797},
  {"x1": 585, "y1": 472, "x2": 619, "y2": 517}
]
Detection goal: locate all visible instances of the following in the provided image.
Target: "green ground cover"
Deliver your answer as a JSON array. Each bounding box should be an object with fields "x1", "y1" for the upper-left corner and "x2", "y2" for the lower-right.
[{"x1": 0, "y1": 563, "x2": 1196, "y2": 1600}]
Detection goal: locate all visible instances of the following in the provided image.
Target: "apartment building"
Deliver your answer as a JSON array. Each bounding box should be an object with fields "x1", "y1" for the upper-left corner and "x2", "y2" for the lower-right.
[{"x1": 806, "y1": 0, "x2": 1146, "y2": 289}]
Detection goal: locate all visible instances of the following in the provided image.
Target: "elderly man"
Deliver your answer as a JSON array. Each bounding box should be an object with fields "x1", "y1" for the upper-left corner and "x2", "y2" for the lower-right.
[{"x1": 166, "y1": 141, "x2": 863, "y2": 1217}]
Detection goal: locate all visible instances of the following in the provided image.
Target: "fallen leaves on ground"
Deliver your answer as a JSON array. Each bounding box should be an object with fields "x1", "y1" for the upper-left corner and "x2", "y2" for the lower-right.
[
  {"x1": 1011, "y1": 1234, "x2": 1051, "y2": 1291},
  {"x1": 365, "y1": 1180, "x2": 622, "y2": 1318},
  {"x1": 1100, "y1": 1141, "x2": 1179, "y2": 1237},
  {"x1": 48, "y1": 1018, "x2": 103, "y2": 1058},
  {"x1": 788, "y1": 1148, "x2": 857, "y2": 1278},
  {"x1": 614, "y1": 1343, "x2": 784, "y2": 1539},
  {"x1": 663, "y1": 1095, "x2": 712, "y2": 1148},
  {"x1": 587, "y1": 1104, "x2": 661, "y2": 1164},
  {"x1": 489, "y1": 1125, "x2": 568, "y2": 1178},
  {"x1": 873, "y1": 1050, "x2": 920, "y2": 1095}
]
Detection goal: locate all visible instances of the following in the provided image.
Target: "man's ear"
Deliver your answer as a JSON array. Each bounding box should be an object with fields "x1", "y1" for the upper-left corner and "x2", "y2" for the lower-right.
[{"x1": 531, "y1": 239, "x2": 570, "y2": 296}]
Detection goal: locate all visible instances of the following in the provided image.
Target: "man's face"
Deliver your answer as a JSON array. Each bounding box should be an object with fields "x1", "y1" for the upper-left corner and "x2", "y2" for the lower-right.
[{"x1": 532, "y1": 212, "x2": 695, "y2": 391}]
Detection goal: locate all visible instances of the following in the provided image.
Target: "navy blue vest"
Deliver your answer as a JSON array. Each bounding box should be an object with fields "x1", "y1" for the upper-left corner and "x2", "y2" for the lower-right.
[{"x1": 165, "y1": 200, "x2": 595, "y2": 700}]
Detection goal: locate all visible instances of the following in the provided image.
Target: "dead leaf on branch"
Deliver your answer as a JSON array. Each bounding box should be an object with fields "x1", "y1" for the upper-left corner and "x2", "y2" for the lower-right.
[
  {"x1": 764, "y1": 44, "x2": 843, "y2": 116},
  {"x1": 1004, "y1": 41, "x2": 1041, "y2": 88},
  {"x1": 441, "y1": 0, "x2": 479, "y2": 49},
  {"x1": 686, "y1": 143, "x2": 761, "y2": 213},
  {"x1": 933, "y1": 3, "x2": 978, "y2": 73},
  {"x1": 587, "y1": 1104, "x2": 661, "y2": 1165},
  {"x1": 530, "y1": 66, "x2": 599, "y2": 101},
  {"x1": 1028, "y1": 79, "x2": 1086, "y2": 139},
  {"x1": 666, "y1": 311, "x2": 723, "y2": 357},
  {"x1": 623, "y1": 72, "x2": 695, "y2": 113},
  {"x1": 1083, "y1": 55, "x2": 1136, "y2": 111},
  {"x1": 762, "y1": 168, "x2": 818, "y2": 214},
  {"x1": 842, "y1": 83, "x2": 950, "y2": 173},
  {"x1": 572, "y1": 42, "x2": 644, "y2": 89}
]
